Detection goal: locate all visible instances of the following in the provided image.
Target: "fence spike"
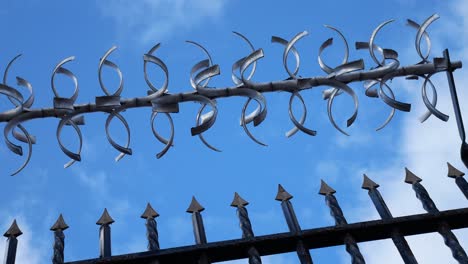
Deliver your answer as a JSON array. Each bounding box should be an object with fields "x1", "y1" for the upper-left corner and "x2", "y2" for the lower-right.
[
  {"x1": 361, "y1": 175, "x2": 418, "y2": 264},
  {"x1": 96, "y1": 208, "x2": 113, "y2": 258},
  {"x1": 186, "y1": 197, "x2": 210, "y2": 264},
  {"x1": 447, "y1": 162, "x2": 468, "y2": 199},
  {"x1": 404, "y1": 168, "x2": 422, "y2": 184},
  {"x1": 319, "y1": 180, "x2": 366, "y2": 264},
  {"x1": 405, "y1": 168, "x2": 468, "y2": 263},
  {"x1": 141, "y1": 203, "x2": 160, "y2": 252},
  {"x1": 51, "y1": 214, "x2": 68, "y2": 264},
  {"x1": 276, "y1": 184, "x2": 313, "y2": 264},
  {"x1": 231, "y1": 192, "x2": 262, "y2": 264},
  {"x1": 3, "y1": 219, "x2": 22, "y2": 264}
]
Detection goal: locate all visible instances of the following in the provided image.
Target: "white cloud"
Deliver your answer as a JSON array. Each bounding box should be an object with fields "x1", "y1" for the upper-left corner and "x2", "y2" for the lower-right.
[{"x1": 97, "y1": 0, "x2": 229, "y2": 43}]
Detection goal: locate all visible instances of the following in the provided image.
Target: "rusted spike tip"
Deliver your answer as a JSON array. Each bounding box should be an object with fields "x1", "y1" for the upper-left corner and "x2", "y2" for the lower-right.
[
  {"x1": 4, "y1": 219, "x2": 22, "y2": 238},
  {"x1": 50, "y1": 214, "x2": 69, "y2": 231},
  {"x1": 230, "y1": 192, "x2": 249, "y2": 207},
  {"x1": 447, "y1": 162, "x2": 465, "y2": 178},
  {"x1": 362, "y1": 174, "x2": 380, "y2": 190},
  {"x1": 96, "y1": 208, "x2": 115, "y2": 225},
  {"x1": 319, "y1": 180, "x2": 336, "y2": 195},
  {"x1": 141, "y1": 203, "x2": 160, "y2": 219},
  {"x1": 275, "y1": 184, "x2": 293, "y2": 201},
  {"x1": 186, "y1": 196, "x2": 205, "y2": 213},
  {"x1": 404, "y1": 168, "x2": 422, "y2": 184}
]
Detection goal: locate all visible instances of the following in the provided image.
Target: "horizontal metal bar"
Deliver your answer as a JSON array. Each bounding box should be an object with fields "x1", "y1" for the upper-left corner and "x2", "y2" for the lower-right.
[
  {"x1": 0, "y1": 61, "x2": 461, "y2": 123},
  {"x1": 65, "y1": 207, "x2": 468, "y2": 264}
]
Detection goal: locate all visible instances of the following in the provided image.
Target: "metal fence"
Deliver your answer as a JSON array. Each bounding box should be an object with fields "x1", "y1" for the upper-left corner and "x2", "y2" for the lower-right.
[{"x1": 3, "y1": 163, "x2": 468, "y2": 264}]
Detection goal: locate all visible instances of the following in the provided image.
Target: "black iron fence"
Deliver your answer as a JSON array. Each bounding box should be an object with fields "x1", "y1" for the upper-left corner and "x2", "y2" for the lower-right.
[{"x1": 3, "y1": 163, "x2": 468, "y2": 264}]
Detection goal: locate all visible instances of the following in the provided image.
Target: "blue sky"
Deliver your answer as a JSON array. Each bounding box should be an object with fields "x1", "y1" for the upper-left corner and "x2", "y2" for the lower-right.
[{"x1": 0, "y1": 0, "x2": 467, "y2": 263}]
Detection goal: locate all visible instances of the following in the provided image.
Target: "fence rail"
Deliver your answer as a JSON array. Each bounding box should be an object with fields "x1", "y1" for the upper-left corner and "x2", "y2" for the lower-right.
[{"x1": 3, "y1": 163, "x2": 468, "y2": 264}]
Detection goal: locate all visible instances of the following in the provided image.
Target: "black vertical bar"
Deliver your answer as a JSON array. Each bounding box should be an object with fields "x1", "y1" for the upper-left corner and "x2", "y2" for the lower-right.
[
  {"x1": 443, "y1": 49, "x2": 468, "y2": 169},
  {"x1": 455, "y1": 177, "x2": 468, "y2": 199},
  {"x1": 99, "y1": 225, "x2": 111, "y2": 258},
  {"x1": 192, "y1": 212, "x2": 207, "y2": 245},
  {"x1": 367, "y1": 188, "x2": 418, "y2": 264},
  {"x1": 3, "y1": 237, "x2": 18, "y2": 264}
]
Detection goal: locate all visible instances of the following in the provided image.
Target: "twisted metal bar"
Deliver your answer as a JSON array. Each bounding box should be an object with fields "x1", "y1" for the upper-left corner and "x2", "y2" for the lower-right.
[
  {"x1": 52, "y1": 230, "x2": 65, "y2": 264},
  {"x1": 146, "y1": 218, "x2": 159, "y2": 251},
  {"x1": 0, "y1": 15, "x2": 464, "y2": 175}
]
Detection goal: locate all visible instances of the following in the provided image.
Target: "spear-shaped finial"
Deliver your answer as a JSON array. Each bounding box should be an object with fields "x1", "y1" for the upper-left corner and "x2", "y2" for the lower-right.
[
  {"x1": 276, "y1": 184, "x2": 313, "y2": 264},
  {"x1": 231, "y1": 192, "x2": 262, "y2": 264},
  {"x1": 51, "y1": 214, "x2": 69, "y2": 264},
  {"x1": 186, "y1": 197, "x2": 210, "y2": 264},
  {"x1": 447, "y1": 162, "x2": 468, "y2": 199},
  {"x1": 141, "y1": 203, "x2": 160, "y2": 251},
  {"x1": 96, "y1": 208, "x2": 114, "y2": 258},
  {"x1": 3, "y1": 219, "x2": 22, "y2": 264},
  {"x1": 361, "y1": 175, "x2": 418, "y2": 264},
  {"x1": 405, "y1": 167, "x2": 468, "y2": 262},
  {"x1": 319, "y1": 180, "x2": 366, "y2": 264}
]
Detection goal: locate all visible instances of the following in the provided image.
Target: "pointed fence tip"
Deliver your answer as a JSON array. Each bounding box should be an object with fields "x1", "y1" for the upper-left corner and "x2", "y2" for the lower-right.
[
  {"x1": 4, "y1": 219, "x2": 22, "y2": 238},
  {"x1": 50, "y1": 214, "x2": 69, "y2": 231},
  {"x1": 141, "y1": 203, "x2": 160, "y2": 219},
  {"x1": 447, "y1": 162, "x2": 465, "y2": 178},
  {"x1": 362, "y1": 174, "x2": 380, "y2": 190},
  {"x1": 186, "y1": 196, "x2": 205, "y2": 213},
  {"x1": 96, "y1": 208, "x2": 115, "y2": 225},
  {"x1": 275, "y1": 184, "x2": 293, "y2": 201},
  {"x1": 319, "y1": 180, "x2": 336, "y2": 195},
  {"x1": 404, "y1": 167, "x2": 422, "y2": 184},
  {"x1": 230, "y1": 192, "x2": 249, "y2": 207}
]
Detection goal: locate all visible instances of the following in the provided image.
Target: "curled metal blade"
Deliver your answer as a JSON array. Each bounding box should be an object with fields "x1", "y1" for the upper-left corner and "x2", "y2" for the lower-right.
[
  {"x1": 283, "y1": 31, "x2": 308, "y2": 79},
  {"x1": 151, "y1": 111, "x2": 175, "y2": 159},
  {"x1": 51, "y1": 56, "x2": 79, "y2": 102},
  {"x1": 420, "y1": 75, "x2": 449, "y2": 122},
  {"x1": 181, "y1": 94, "x2": 218, "y2": 136},
  {"x1": 232, "y1": 32, "x2": 256, "y2": 85},
  {"x1": 240, "y1": 49, "x2": 264, "y2": 86},
  {"x1": 370, "y1": 81, "x2": 396, "y2": 131},
  {"x1": 326, "y1": 80, "x2": 359, "y2": 136},
  {"x1": 98, "y1": 46, "x2": 124, "y2": 96},
  {"x1": 241, "y1": 97, "x2": 267, "y2": 146},
  {"x1": 196, "y1": 103, "x2": 221, "y2": 152},
  {"x1": 144, "y1": 43, "x2": 169, "y2": 100},
  {"x1": 415, "y1": 14, "x2": 439, "y2": 63},
  {"x1": 56, "y1": 116, "x2": 83, "y2": 168},
  {"x1": 187, "y1": 41, "x2": 213, "y2": 89},
  {"x1": 12, "y1": 124, "x2": 36, "y2": 144},
  {"x1": 407, "y1": 19, "x2": 431, "y2": 63},
  {"x1": 105, "y1": 109, "x2": 132, "y2": 162},
  {"x1": 369, "y1": 19, "x2": 395, "y2": 67},
  {"x1": 193, "y1": 64, "x2": 220, "y2": 90},
  {"x1": 286, "y1": 92, "x2": 316, "y2": 137},
  {"x1": 9, "y1": 124, "x2": 33, "y2": 176},
  {"x1": 327, "y1": 59, "x2": 365, "y2": 78},
  {"x1": 318, "y1": 25, "x2": 349, "y2": 74},
  {"x1": 379, "y1": 74, "x2": 411, "y2": 112},
  {"x1": 271, "y1": 36, "x2": 300, "y2": 77},
  {"x1": 3, "y1": 54, "x2": 33, "y2": 107}
]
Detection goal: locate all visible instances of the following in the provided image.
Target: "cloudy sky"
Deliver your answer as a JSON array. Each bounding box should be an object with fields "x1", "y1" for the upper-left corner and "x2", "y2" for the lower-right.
[{"x1": 0, "y1": 0, "x2": 467, "y2": 263}]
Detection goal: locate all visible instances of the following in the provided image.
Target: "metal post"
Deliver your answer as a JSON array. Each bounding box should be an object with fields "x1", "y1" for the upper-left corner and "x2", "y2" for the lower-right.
[
  {"x1": 447, "y1": 162, "x2": 468, "y2": 199},
  {"x1": 96, "y1": 208, "x2": 114, "y2": 258},
  {"x1": 50, "y1": 214, "x2": 69, "y2": 264},
  {"x1": 319, "y1": 180, "x2": 366, "y2": 264},
  {"x1": 141, "y1": 203, "x2": 160, "y2": 251},
  {"x1": 231, "y1": 192, "x2": 262, "y2": 264},
  {"x1": 3, "y1": 220, "x2": 22, "y2": 264},
  {"x1": 275, "y1": 184, "x2": 313, "y2": 264},
  {"x1": 443, "y1": 49, "x2": 468, "y2": 169},
  {"x1": 405, "y1": 168, "x2": 468, "y2": 263},
  {"x1": 186, "y1": 196, "x2": 210, "y2": 264},
  {"x1": 362, "y1": 175, "x2": 418, "y2": 264}
]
